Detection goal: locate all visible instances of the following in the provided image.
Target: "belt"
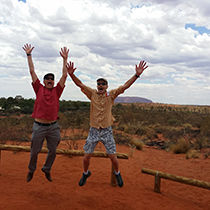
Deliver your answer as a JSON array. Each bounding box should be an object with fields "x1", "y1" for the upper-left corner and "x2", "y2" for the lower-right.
[{"x1": 34, "y1": 121, "x2": 57, "y2": 126}]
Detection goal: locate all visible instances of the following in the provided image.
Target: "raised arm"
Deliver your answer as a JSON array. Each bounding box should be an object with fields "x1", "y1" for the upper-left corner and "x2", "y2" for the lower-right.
[
  {"x1": 66, "y1": 61, "x2": 86, "y2": 89},
  {"x1": 58, "y1": 47, "x2": 69, "y2": 88},
  {"x1": 22, "y1": 43, "x2": 38, "y2": 83},
  {"x1": 121, "y1": 60, "x2": 148, "y2": 91}
]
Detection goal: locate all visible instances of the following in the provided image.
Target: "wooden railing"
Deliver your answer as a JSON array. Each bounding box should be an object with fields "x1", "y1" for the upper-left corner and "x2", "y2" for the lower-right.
[
  {"x1": 141, "y1": 168, "x2": 210, "y2": 193},
  {"x1": 0, "y1": 144, "x2": 128, "y2": 186}
]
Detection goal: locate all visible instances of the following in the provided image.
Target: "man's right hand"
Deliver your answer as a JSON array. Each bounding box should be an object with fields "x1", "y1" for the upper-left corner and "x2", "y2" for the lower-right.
[{"x1": 22, "y1": 43, "x2": 34, "y2": 55}]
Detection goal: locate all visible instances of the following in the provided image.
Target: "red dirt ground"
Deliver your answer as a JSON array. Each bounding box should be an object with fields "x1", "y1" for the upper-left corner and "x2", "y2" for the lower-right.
[{"x1": 0, "y1": 141, "x2": 210, "y2": 210}]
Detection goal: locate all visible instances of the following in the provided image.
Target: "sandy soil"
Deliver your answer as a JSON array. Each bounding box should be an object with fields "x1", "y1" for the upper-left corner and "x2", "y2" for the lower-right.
[{"x1": 0, "y1": 141, "x2": 210, "y2": 210}]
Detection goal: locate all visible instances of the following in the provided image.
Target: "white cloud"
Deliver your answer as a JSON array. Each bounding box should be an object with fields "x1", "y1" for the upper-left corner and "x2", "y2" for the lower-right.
[{"x1": 0, "y1": 0, "x2": 210, "y2": 105}]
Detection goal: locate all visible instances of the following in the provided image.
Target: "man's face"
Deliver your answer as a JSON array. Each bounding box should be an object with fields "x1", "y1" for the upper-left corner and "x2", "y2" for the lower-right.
[
  {"x1": 44, "y1": 76, "x2": 54, "y2": 89},
  {"x1": 97, "y1": 80, "x2": 108, "y2": 94}
]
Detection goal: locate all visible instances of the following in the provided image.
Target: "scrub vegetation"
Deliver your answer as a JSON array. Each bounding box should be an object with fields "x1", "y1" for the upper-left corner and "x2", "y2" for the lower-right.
[{"x1": 0, "y1": 96, "x2": 210, "y2": 156}]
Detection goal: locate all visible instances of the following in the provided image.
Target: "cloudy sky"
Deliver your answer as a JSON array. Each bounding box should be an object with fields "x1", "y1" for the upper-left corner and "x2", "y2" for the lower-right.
[{"x1": 1, "y1": 0, "x2": 210, "y2": 105}]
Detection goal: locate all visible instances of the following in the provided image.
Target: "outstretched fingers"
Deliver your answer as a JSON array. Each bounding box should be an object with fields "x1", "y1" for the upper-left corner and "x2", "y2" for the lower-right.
[
  {"x1": 22, "y1": 43, "x2": 34, "y2": 53},
  {"x1": 139, "y1": 60, "x2": 148, "y2": 70},
  {"x1": 60, "y1": 47, "x2": 69, "y2": 59},
  {"x1": 66, "y1": 61, "x2": 76, "y2": 74},
  {"x1": 136, "y1": 60, "x2": 148, "y2": 75},
  {"x1": 61, "y1": 47, "x2": 69, "y2": 54}
]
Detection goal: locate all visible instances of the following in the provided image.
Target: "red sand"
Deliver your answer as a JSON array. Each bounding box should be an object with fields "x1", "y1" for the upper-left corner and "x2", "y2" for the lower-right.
[{"x1": 0, "y1": 141, "x2": 210, "y2": 210}]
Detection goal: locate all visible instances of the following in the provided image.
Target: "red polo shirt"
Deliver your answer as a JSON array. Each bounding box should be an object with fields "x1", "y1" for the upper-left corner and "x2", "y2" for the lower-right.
[{"x1": 31, "y1": 79, "x2": 64, "y2": 121}]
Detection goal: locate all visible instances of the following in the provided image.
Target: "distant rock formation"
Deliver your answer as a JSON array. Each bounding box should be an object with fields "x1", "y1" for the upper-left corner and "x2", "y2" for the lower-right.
[{"x1": 115, "y1": 96, "x2": 153, "y2": 103}]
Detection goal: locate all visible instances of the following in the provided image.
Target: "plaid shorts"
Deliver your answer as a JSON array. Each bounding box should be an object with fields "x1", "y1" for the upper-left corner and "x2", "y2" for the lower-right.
[{"x1": 83, "y1": 126, "x2": 116, "y2": 154}]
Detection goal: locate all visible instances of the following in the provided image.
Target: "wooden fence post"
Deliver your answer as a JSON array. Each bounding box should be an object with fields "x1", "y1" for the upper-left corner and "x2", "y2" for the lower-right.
[
  {"x1": 141, "y1": 168, "x2": 210, "y2": 192},
  {"x1": 154, "y1": 171, "x2": 161, "y2": 193}
]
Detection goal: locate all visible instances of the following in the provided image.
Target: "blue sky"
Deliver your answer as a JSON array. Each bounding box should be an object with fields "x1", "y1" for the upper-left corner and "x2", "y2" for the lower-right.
[
  {"x1": 185, "y1": 24, "x2": 210, "y2": 35},
  {"x1": 0, "y1": 0, "x2": 210, "y2": 105}
]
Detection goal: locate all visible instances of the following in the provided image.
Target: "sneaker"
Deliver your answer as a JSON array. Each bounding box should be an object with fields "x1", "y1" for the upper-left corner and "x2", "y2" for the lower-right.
[
  {"x1": 115, "y1": 172, "x2": 123, "y2": 187},
  {"x1": 79, "y1": 171, "x2": 91, "y2": 186},
  {"x1": 26, "y1": 171, "x2": 34, "y2": 182},
  {"x1": 41, "y1": 168, "x2": 52, "y2": 182}
]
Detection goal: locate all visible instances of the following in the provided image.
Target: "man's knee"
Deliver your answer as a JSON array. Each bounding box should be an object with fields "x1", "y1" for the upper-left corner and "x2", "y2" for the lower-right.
[
  {"x1": 108, "y1": 154, "x2": 117, "y2": 161},
  {"x1": 47, "y1": 147, "x2": 57, "y2": 157},
  {"x1": 84, "y1": 154, "x2": 91, "y2": 161},
  {"x1": 30, "y1": 146, "x2": 42, "y2": 157}
]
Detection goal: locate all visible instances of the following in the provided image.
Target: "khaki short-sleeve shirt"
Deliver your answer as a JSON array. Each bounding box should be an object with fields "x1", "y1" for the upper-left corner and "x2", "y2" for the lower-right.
[{"x1": 81, "y1": 85, "x2": 125, "y2": 128}]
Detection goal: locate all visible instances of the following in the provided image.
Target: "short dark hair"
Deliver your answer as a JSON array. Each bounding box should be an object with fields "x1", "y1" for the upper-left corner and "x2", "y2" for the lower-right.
[
  {"x1": 43, "y1": 73, "x2": 54, "y2": 80},
  {"x1": 97, "y1": 78, "x2": 108, "y2": 85}
]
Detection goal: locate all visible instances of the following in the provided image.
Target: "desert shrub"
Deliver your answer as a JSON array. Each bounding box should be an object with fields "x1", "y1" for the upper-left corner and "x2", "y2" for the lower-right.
[
  {"x1": 130, "y1": 139, "x2": 144, "y2": 150},
  {"x1": 145, "y1": 127, "x2": 157, "y2": 139},
  {"x1": 182, "y1": 123, "x2": 193, "y2": 131},
  {"x1": 113, "y1": 132, "x2": 131, "y2": 145},
  {"x1": 0, "y1": 116, "x2": 32, "y2": 141},
  {"x1": 139, "y1": 135, "x2": 148, "y2": 142},
  {"x1": 170, "y1": 138, "x2": 191, "y2": 154},
  {"x1": 134, "y1": 126, "x2": 157, "y2": 140},
  {"x1": 199, "y1": 116, "x2": 210, "y2": 137},
  {"x1": 186, "y1": 149, "x2": 200, "y2": 159},
  {"x1": 123, "y1": 123, "x2": 138, "y2": 134},
  {"x1": 161, "y1": 126, "x2": 184, "y2": 141},
  {"x1": 135, "y1": 127, "x2": 147, "y2": 136},
  {"x1": 69, "y1": 131, "x2": 87, "y2": 141},
  {"x1": 167, "y1": 118, "x2": 181, "y2": 126},
  {"x1": 1, "y1": 100, "x2": 210, "y2": 150},
  {"x1": 153, "y1": 124, "x2": 163, "y2": 133},
  {"x1": 64, "y1": 140, "x2": 79, "y2": 150},
  {"x1": 194, "y1": 137, "x2": 208, "y2": 150},
  {"x1": 59, "y1": 110, "x2": 89, "y2": 130}
]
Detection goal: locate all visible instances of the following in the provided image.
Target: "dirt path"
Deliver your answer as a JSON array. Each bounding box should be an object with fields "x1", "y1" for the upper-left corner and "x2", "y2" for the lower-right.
[{"x1": 0, "y1": 141, "x2": 210, "y2": 210}]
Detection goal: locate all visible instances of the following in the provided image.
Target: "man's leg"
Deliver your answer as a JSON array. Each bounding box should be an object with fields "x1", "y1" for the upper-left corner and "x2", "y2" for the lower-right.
[
  {"x1": 79, "y1": 127, "x2": 98, "y2": 186},
  {"x1": 108, "y1": 154, "x2": 119, "y2": 172},
  {"x1": 27, "y1": 123, "x2": 46, "y2": 182},
  {"x1": 42, "y1": 123, "x2": 60, "y2": 181},
  {"x1": 83, "y1": 153, "x2": 91, "y2": 173},
  {"x1": 108, "y1": 154, "x2": 123, "y2": 187},
  {"x1": 79, "y1": 154, "x2": 92, "y2": 186},
  {"x1": 102, "y1": 127, "x2": 124, "y2": 187}
]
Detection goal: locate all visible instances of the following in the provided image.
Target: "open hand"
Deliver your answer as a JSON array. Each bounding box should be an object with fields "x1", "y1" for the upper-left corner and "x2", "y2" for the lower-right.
[
  {"x1": 136, "y1": 60, "x2": 148, "y2": 76},
  {"x1": 60, "y1": 47, "x2": 69, "y2": 60},
  {"x1": 66, "y1": 61, "x2": 76, "y2": 75},
  {"x1": 22, "y1": 43, "x2": 34, "y2": 54}
]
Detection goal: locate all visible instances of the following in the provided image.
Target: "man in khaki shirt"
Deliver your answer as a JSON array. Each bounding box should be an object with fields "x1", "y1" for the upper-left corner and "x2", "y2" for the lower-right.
[{"x1": 66, "y1": 60, "x2": 148, "y2": 187}]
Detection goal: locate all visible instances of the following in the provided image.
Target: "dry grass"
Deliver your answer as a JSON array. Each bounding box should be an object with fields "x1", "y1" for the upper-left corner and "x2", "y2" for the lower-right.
[
  {"x1": 186, "y1": 149, "x2": 200, "y2": 159},
  {"x1": 130, "y1": 139, "x2": 144, "y2": 151},
  {"x1": 170, "y1": 138, "x2": 190, "y2": 154},
  {"x1": 64, "y1": 140, "x2": 79, "y2": 150}
]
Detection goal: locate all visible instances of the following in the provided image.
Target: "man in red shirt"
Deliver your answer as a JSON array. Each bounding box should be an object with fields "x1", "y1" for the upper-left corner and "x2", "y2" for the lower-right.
[{"x1": 23, "y1": 43, "x2": 69, "y2": 182}]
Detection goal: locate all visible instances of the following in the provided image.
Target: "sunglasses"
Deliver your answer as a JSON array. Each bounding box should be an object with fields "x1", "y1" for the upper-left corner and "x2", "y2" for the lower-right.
[
  {"x1": 45, "y1": 77, "x2": 54, "y2": 81},
  {"x1": 97, "y1": 82, "x2": 107, "y2": 86}
]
